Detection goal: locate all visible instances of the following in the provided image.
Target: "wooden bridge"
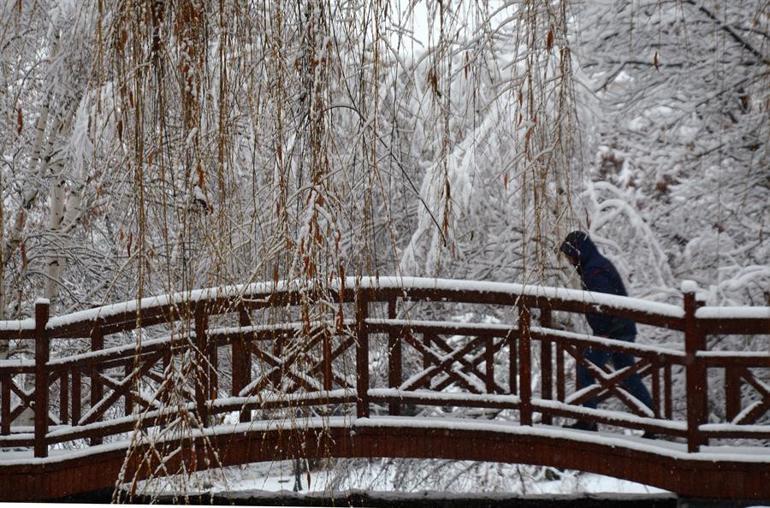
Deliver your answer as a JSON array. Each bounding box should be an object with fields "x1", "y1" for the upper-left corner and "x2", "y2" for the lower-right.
[{"x1": 0, "y1": 277, "x2": 769, "y2": 502}]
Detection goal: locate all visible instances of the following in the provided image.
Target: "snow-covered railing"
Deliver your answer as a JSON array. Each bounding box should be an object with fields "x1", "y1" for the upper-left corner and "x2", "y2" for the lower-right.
[
  {"x1": 1, "y1": 275, "x2": 764, "y2": 341},
  {"x1": 0, "y1": 276, "x2": 768, "y2": 463},
  {"x1": 0, "y1": 276, "x2": 692, "y2": 341}
]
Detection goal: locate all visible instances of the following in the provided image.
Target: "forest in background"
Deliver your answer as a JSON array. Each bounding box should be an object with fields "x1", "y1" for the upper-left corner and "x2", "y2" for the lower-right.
[{"x1": 1, "y1": 0, "x2": 768, "y2": 494}]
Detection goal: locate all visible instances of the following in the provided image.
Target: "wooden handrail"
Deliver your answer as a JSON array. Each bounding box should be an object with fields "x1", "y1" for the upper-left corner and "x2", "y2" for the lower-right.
[{"x1": 0, "y1": 277, "x2": 695, "y2": 340}]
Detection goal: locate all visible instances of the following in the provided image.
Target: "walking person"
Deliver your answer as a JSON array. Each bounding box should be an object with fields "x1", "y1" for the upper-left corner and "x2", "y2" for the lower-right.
[{"x1": 559, "y1": 231, "x2": 654, "y2": 432}]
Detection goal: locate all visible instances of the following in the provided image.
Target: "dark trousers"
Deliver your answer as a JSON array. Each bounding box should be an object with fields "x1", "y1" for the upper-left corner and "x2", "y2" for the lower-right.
[{"x1": 576, "y1": 334, "x2": 653, "y2": 412}]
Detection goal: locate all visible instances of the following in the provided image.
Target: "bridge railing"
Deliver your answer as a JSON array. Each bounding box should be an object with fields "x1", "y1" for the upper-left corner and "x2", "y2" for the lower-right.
[{"x1": 0, "y1": 277, "x2": 768, "y2": 459}]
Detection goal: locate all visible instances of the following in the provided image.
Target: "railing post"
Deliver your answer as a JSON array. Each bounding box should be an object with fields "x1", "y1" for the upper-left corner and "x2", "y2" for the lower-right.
[
  {"x1": 664, "y1": 364, "x2": 673, "y2": 419},
  {"x1": 387, "y1": 295, "x2": 401, "y2": 415},
  {"x1": 556, "y1": 341, "x2": 565, "y2": 402},
  {"x1": 124, "y1": 361, "x2": 133, "y2": 416},
  {"x1": 72, "y1": 368, "x2": 81, "y2": 426},
  {"x1": 725, "y1": 368, "x2": 741, "y2": 422},
  {"x1": 322, "y1": 329, "x2": 333, "y2": 391},
  {"x1": 683, "y1": 281, "x2": 707, "y2": 452},
  {"x1": 234, "y1": 305, "x2": 252, "y2": 422},
  {"x1": 34, "y1": 298, "x2": 50, "y2": 458},
  {"x1": 508, "y1": 329, "x2": 518, "y2": 394},
  {"x1": 90, "y1": 321, "x2": 104, "y2": 445},
  {"x1": 423, "y1": 333, "x2": 433, "y2": 373},
  {"x1": 195, "y1": 305, "x2": 210, "y2": 426},
  {"x1": 651, "y1": 362, "x2": 661, "y2": 418},
  {"x1": 209, "y1": 322, "x2": 219, "y2": 400},
  {"x1": 59, "y1": 370, "x2": 69, "y2": 424},
  {"x1": 539, "y1": 307, "x2": 553, "y2": 425},
  {"x1": 272, "y1": 335, "x2": 284, "y2": 390},
  {"x1": 1, "y1": 372, "x2": 11, "y2": 435},
  {"x1": 356, "y1": 288, "x2": 369, "y2": 418},
  {"x1": 518, "y1": 303, "x2": 532, "y2": 426},
  {"x1": 485, "y1": 336, "x2": 495, "y2": 393}
]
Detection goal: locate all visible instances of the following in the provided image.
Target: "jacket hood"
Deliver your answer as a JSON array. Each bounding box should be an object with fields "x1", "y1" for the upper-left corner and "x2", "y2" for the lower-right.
[{"x1": 560, "y1": 231, "x2": 600, "y2": 267}]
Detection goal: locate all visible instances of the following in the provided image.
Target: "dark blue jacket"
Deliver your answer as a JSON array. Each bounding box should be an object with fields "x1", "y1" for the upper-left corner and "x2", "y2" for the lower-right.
[{"x1": 560, "y1": 231, "x2": 637, "y2": 339}]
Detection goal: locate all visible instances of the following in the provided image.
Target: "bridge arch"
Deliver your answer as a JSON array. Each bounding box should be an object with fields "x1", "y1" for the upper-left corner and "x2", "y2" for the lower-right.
[
  {"x1": 1, "y1": 277, "x2": 768, "y2": 501},
  {"x1": 1, "y1": 417, "x2": 767, "y2": 501}
]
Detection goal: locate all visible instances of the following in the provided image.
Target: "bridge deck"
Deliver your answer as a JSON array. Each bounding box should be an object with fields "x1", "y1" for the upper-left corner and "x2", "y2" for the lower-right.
[{"x1": 1, "y1": 417, "x2": 769, "y2": 501}]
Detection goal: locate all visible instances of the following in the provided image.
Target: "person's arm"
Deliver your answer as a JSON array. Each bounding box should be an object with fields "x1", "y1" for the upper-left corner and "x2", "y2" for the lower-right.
[
  {"x1": 583, "y1": 267, "x2": 622, "y2": 336},
  {"x1": 583, "y1": 267, "x2": 619, "y2": 295}
]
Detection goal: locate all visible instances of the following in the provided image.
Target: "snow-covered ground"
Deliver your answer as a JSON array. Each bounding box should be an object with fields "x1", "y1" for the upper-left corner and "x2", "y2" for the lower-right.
[
  {"x1": 127, "y1": 460, "x2": 770, "y2": 507},
  {"x1": 130, "y1": 458, "x2": 669, "y2": 499}
]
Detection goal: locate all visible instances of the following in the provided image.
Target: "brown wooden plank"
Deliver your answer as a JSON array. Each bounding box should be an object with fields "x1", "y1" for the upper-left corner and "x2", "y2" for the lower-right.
[
  {"x1": 355, "y1": 290, "x2": 369, "y2": 418},
  {"x1": 322, "y1": 329, "x2": 332, "y2": 391},
  {"x1": 509, "y1": 329, "x2": 518, "y2": 394},
  {"x1": 388, "y1": 296, "x2": 401, "y2": 416},
  {"x1": 698, "y1": 317, "x2": 770, "y2": 335},
  {"x1": 89, "y1": 322, "x2": 104, "y2": 446},
  {"x1": 725, "y1": 367, "x2": 743, "y2": 422},
  {"x1": 1, "y1": 373, "x2": 10, "y2": 434},
  {"x1": 59, "y1": 370, "x2": 69, "y2": 424},
  {"x1": 234, "y1": 306, "x2": 252, "y2": 422},
  {"x1": 485, "y1": 336, "x2": 495, "y2": 393},
  {"x1": 422, "y1": 333, "x2": 433, "y2": 374},
  {"x1": 556, "y1": 341, "x2": 565, "y2": 402},
  {"x1": 368, "y1": 320, "x2": 513, "y2": 338},
  {"x1": 651, "y1": 362, "x2": 660, "y2": 418},
  {"x1": 72, "y1": 368, "x2": 81, "y2": 426},
  {"x1": 539, "y1": 308, "x2": 553, "y2": 424},
  {"x1": 124, "y1": 361, "x2": 134, "y2": 416},
  {"x1": 701, "y1": 354, "x2": 770, "y2": 368},
  {"x1": 664, "y1": 363, "x2": 673, "y2": 419},
  {"x1": 6, "y1": 423, "x2": 770, "y2": 502},
  {"x1": 34, "y1": 300, "x2": 50, "y2": 458},
  {"x1": 518, "y1": 304, "x2": 532, "y2": 426},
  {"x1": 684, "y1": 291, "x2": 707, "y2": 452},
  {"x1": 194, "y1": 306, "x2": 210, "y2": 425}
]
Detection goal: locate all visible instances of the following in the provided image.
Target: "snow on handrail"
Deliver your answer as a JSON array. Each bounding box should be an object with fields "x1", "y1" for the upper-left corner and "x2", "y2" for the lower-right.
[
  {"x1": 368, "y1": 276, "x2": 686, "y2": 318},
  {"x1": 34, "y1": 276, "x2": 685, "y2": 330},
  {"x1": 366, "y1": 317, "x2": 514, "y2": 333},
  {"x1": 3, "y1": 276, "x2": 767, "y2": 340},
  {"x1": 696, "y1": 306, "x2": 770, "y2": 320},
  {"x1": 369, "y1": 388, "x2": 519, "y2": 406},
  {"x1": 0, "y1": 318, "x2": 34, "y2": 332},
  {"x1": 208, "y1": 319, "x2": 357, "y2": 338},
  {"x1": 531, "y1": 326, "x2": 686, "y2": 358},
  {"x1": 46, "y1": 335, "x2": 178, "y2": 367}
]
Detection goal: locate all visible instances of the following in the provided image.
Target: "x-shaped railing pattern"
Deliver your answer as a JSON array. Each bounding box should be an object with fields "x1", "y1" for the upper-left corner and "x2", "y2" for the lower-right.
[
  {"x1": 4, "y1": 375, "x2": 59, "y2": 427},
  {"x1": 78, "y1": 352, "x2": 164, "y2": 425},
  {"x1": 399, "y1": 332, "x2": 506, "y2": 394},
  {"x1": 726, "y1": 367, "x2": 770, "y2": 425},
  {"x1": 564, "y1": 343, "x2": 656, "y2": 417},
  {"x1": 239, "y1": 327, "x2": 356, "y2": 397}
]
